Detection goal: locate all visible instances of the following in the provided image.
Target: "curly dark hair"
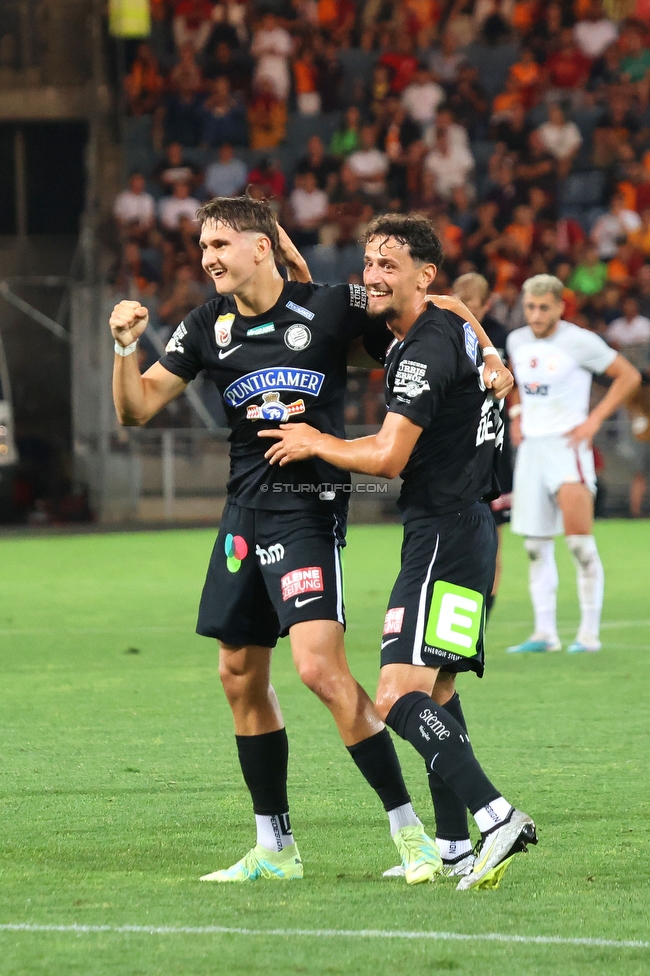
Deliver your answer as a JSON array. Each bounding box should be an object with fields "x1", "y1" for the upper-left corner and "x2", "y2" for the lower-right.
[
  {"x1": 364, "y1": 213, "x2": 443, "y2": 267},
  {"x1": 196, "y1": 195, "x2": 279, "y2": 252}
]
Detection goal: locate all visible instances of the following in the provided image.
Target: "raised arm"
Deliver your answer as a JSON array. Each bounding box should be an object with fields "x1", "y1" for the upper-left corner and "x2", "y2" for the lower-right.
[
  {"x1": 258, "y1": 411, "x2": 423, "y2": 479},
  {"x1": 276, "y1": 224, "x2": 312, "y2": 282},
  {"x1": 110, "y1": 300, "x2": 188, "y2": 426},
  {"x1": 426, "y1": 294, "x2": 514, "y2": 399}
]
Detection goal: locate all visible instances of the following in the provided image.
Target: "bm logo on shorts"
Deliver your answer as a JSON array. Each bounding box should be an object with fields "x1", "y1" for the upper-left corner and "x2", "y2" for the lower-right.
[
  {"x1": 223, "y1": 368, "x2": 325, "y2": 408},
  {"x1": 424, "y1": 581, "x2": 483, "y2": 657}
]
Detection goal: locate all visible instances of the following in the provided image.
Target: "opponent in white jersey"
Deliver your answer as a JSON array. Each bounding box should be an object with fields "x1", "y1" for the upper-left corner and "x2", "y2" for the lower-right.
[{"x1": 505, "y1": 275, "x2": 640, "y2": 654}]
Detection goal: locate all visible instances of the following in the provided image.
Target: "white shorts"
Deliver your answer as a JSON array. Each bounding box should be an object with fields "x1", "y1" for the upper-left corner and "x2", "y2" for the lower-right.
[{"x1": 511, "y1": 435, "x2": 596, "y2": 538}]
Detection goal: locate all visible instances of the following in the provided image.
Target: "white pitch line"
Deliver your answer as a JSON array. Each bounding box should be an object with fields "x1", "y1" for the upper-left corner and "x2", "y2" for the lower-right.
[{"x1": 0, "y1": 923, "x2": 647, "y2": 949}]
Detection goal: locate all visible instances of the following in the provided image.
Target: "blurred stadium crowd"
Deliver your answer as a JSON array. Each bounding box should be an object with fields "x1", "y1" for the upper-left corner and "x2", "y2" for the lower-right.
[{"x1": 110, "y1": 2, "x2": 650, "y2": 413}]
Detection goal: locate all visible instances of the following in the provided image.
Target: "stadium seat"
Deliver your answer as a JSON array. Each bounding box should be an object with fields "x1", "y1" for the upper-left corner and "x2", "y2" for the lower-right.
[
  {"x1": 470, "y1": 140, "x2": 496, "y2": 171},
  {"x1": 559, "y1": 171, "x2": 606, "y2": 208},
  {"x1": 463, "y1": 42, "x2": 520, "y2": 98},
  {"x1": 337, "y1": 49, "x2": 377, "y2": 105}
]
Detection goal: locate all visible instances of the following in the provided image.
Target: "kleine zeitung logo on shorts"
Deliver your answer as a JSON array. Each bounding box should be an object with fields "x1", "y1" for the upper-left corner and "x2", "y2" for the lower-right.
[{"x1": 281, "y1": 567, "x2": 323, "y2": 601}]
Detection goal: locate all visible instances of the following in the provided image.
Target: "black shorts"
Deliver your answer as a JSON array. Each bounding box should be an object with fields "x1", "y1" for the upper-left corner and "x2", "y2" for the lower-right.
[
  {"x1": 380, "y1": 502, "x2": 497, "y2": 677},
  {"x1": 196, "y1": 501, "x2": 346, "y2": 648}
]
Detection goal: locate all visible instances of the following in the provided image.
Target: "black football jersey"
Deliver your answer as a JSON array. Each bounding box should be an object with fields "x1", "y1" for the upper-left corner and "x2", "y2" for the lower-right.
[
  {"x1": 159, "y1": 280, "x2": 369, "y2": 511},
  {"x1": 384, "y1": 306, "x2": 503, "y2": 521}
]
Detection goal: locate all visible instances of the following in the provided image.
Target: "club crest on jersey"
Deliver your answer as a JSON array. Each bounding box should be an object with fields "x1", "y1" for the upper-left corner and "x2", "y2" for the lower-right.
[
  {"x1": 223, "y1": 367, "x2": 324, "y2": 408},
  {"x1": 246, "y1": 391, "x2": 306, "y2": 422},
  {"x1": 463, "y1": 322, "x2": 479, "y2": 364},
  {"x1": 284, "y1": 324, "x2": 311, "y2": 351},
  {"x1": 214, "y1": 313, "x2": 235, "y2": 347}
]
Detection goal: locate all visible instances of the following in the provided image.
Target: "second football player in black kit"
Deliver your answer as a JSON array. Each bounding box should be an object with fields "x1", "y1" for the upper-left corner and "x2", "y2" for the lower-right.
[{"x1": 262, "y1": 213, "x2": 538, "y2": 890}]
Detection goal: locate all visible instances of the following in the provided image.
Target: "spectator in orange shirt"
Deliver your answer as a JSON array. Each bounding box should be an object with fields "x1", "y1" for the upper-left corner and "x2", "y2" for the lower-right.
[
  {"x1": 293, "y1": 47, "x2": 321, "y2": 116},
  {"x1": 511, "y1": 0, "x2": 538, "y2": 36},
  {"x1": 491, "y1": 78, "x2": 525, "y2": 121},
  {"x1": 629, "y1": 208, "x2": 650, "y2": 259},
  {"x1": 124, "y1": 43, "x2": 165, "y2": 116},
  {"x1": 503, "y1": 204, "x2": 535, "y2": 258},
  {"x1": 247, "y1": 79, "x2": 287, "y2": 150},
  {"x1": 607, "y1": 242, "x2": 645, "y2": 290},
  {"x1": 617, "y1": 160, "x2": 650, "y2": 215},
  {"x1": 317, "y1": 0, "x2": 356, "y2": 45},
  {"x1": 508, "y1": 47, "x2": 542, "y2": 107},
  {"x1": 436, "y1": 212, "x2": 464, "y2": 265}
]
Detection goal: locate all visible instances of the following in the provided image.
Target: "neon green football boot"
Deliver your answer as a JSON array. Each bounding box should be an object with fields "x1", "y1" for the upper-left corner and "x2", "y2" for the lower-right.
[
  {"x1": 200, "y1": 842, "x2": 303, "y2": 882},
  {"x1": 393, "y1": 825, "x2": 443, "y2": 884}
]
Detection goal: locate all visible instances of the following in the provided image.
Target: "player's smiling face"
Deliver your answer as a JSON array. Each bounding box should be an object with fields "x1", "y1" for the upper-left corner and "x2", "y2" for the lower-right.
[
  {"x1": 200, "y1": 219, "x2": 267, "y2": 295},
  {"x1": 523, "y1": 292, "x2": 565, "y2": 339},
  {"x1": 363, "y1": 236, "x2": 431, "y2": 322}
]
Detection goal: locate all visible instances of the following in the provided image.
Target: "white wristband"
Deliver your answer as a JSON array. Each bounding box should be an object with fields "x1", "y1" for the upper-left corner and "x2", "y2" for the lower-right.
[
  {"x1": 508, "y1": 404, "x2": 522, "y2": 420},
  {"x1": 482, "y1": 345, "x2": 501, "y2": 361},
  {"x1": 114, "y1": 340, "x2": 138, "y2": 357}
]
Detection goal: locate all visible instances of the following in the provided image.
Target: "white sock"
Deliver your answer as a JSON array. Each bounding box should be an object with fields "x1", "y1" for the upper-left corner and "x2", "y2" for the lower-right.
[
  {"x1": 566, "y1": 535, "x2": 604, "y2": 641},
  {"x1": 388, "y1": 802, "x2": 421, "y2": 837},
  {"x1": 473, "y1": 796, "x2": 513, "y2": 834},
  {"x1": 524, "y1": 537, "x2": 559, "y2": 640},
  {"x1": 436, "y1": 837, "x2": 472, "y2": 860},
  {"x1": 255, "y1": 813, "x2": 294, "y2": 852}
]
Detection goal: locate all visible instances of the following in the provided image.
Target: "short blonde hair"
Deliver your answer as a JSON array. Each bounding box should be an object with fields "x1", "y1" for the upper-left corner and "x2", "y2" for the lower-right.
[
  {"x1": 453, "y1": 272, "x2": 490, "y2": 304},
  {"x1": 522, "y1": 274, "x2": 564, "y2": 300}
]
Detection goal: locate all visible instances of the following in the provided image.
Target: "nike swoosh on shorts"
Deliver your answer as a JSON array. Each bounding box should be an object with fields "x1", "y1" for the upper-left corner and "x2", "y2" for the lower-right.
[
  {"x1": 218, "y1": 345, "x2": 243, "y2": 359},
  {"x1": 381, "y1": 637, "x2": 399, "y2": 649},
  {"x1": 294, "y1": 596, "x2": 323, "y2": 608}
]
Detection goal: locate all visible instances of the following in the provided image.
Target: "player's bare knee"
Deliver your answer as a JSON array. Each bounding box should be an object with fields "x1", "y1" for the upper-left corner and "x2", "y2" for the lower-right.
[
  {"x1": 374, "y1": 683, "x2": 400, "y2": 721},
  {"x1": 431, "y1": 672, "x2": 456, "y2": 706},
  {"x1": 295, "y1": 655, "x2": 340, "y2": 703}
]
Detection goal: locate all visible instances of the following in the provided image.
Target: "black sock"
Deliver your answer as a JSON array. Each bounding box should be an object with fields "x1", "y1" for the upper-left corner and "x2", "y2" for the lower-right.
[
  {"x1": 347, "y1": 728, "x2": 411, "y2": 812},
  {"x1": 386, "y1": 691, "x2": 500, "y2": 815},
  {"x1": 236, "y1": 728, "x2": 289, "y2": 815},
  {"x1": 485, "y1": 593, "x2": 495, "y2": 620},
  {"x1": 427, "y1": 693, "x2": 470, "y2": 841}
]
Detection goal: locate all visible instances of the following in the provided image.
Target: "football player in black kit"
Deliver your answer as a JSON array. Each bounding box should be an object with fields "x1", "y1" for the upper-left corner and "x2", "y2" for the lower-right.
[
  {"x1": 111, "y1": 197, "x2": 447, "y2": 885},
  {"x1": 262, "y1": 214, "x2": 538, "y2": 890}
]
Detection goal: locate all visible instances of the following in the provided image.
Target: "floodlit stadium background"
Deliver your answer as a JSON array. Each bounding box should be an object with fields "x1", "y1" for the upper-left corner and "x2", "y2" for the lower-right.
[
  {"x1": 0, "y1": 0, "x2": 650, "y2": 524},
  {"x1": 1, "y1": 7, "x2": 649, "y2": 975}
]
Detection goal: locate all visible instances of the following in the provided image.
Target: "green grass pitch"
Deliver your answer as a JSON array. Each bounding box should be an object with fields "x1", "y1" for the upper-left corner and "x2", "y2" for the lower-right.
[{"x1": 0, "y1": 521, "x2": 648, "y2": 976}]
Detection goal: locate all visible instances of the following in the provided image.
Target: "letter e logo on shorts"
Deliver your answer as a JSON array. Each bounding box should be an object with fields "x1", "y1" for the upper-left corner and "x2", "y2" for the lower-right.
[
  {"x1": 424, "y1": 581, "x2": 483, "y2": 657},
  {"x1": 281, "y1": 566, "x2": 323, "y2": 601}
]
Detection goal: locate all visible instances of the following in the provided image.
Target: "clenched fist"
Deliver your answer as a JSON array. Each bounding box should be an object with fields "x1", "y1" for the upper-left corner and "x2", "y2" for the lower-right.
[{"x1": 109, "y1": 300, "x2": 150, "y2": 348}]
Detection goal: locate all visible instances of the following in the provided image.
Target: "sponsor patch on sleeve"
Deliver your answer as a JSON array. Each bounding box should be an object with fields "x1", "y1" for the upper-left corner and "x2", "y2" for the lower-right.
[
  {"x1": 281, "y1": 567, "x2": 324, "y2": 601},
  {"x1": 165, "y1": 321, "x2": 188, "y2": 354},
  {"x1": 463, "y1": 322, "x2": 479, "y2": 364},
  {"x1": 392, "y1": 359, "x2": 430, "y2": 399},
  {"x1": 383, "y1": 607, "x2": 405, "y2": 635}
]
